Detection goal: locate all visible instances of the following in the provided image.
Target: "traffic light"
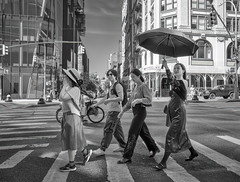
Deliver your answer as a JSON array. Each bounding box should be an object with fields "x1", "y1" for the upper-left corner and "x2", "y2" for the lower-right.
[
  {"x1": 0, "y1": 44, "x2": 3, "y2": 56},
  {"x1": 207, "y1": 15, "x2": 213, "y2": 27},
  {"x1": 82, "y1": 46, "x2": 85, "y2": 54},
  {"x1": 0, "y1": 44, "x2": 8, "y2": 56},
  {"x1": 4, "y1": 45, "x2": 8, "y2": 55},
  {"x1": 210, "y1": 8, "x2": 218, "y2": 25}
]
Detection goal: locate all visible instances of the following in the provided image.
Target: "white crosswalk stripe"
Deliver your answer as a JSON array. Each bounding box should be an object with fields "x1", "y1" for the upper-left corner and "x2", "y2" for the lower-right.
[
  {"x1": 190, "y1": 139, "x2": 240, "y2": 176},
  {"x1": 0, "y1": 150, "x2": 33, "y2": 169},
  {"x1": 0, "y1": 143, "x2": 49, "y2": 150},
  {"x1": 143, "y1": 141, "x2": 200, "y2": 182},
  {"x1": 1, "y1": 106, "x2": 240, "y2": 182},
  {"x1": 217, "y1": 135, "x2": 240, "y2": 146},
  {"x1": 42, "y1": 151, "x2": 69, "y2": 182},
  {"x1": 0, "y1": 129, "x2": 60, "y2": 135},
  {"x1": 0, "y1": 135, "x2": 56, "y2": 142},
  {"x1": 105, "y1": 144, "x2": 134, "y2": 182}
]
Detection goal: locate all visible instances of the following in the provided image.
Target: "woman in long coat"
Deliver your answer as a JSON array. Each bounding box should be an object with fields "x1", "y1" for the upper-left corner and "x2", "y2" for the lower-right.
[{"x1": 153, "y1": 59, "x2": 198, "y2": 171}]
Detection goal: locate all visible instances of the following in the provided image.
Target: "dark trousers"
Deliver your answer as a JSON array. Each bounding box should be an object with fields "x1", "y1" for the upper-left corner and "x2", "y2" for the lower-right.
[
  {"x1": 100, "y1": 111, "x2": 126, "y2": 150},
  {"x1": 123, "y1": 104, "x2": 158, "y2": 159}
]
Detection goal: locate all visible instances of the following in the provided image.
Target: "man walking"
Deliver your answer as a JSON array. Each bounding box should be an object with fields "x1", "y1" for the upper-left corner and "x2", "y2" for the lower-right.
[{"x1": 92, "y1": 69, "x2": 126, "y2": 155}]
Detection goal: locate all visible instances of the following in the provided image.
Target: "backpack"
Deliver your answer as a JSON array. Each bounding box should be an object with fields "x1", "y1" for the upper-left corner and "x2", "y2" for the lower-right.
[{"x1": 112, "y1": 82, "x2": 128, "y2": 106}]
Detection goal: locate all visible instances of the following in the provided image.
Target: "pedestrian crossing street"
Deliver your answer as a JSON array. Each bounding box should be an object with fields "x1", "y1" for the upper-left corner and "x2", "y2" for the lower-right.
[{"x1": 0, "y1": 107, "x2": 240, "y2": 181}]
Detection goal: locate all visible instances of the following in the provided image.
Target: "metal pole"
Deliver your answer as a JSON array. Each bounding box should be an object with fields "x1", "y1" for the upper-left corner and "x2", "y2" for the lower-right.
[
  {"x1": 43, "y1": 43, "x2": 46, "y2": 99},
  {"x1": 220, "y1": 1, "x2": 239, "y2": 99}
]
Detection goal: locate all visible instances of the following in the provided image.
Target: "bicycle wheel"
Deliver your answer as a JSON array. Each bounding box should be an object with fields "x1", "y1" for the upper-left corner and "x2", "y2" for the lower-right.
[
  {"x1": 87, "y1": 106, "x2": 105, "y2": 123},
  {"x1": 56, "y1": 108, "x2": 63, "y2": 123}
]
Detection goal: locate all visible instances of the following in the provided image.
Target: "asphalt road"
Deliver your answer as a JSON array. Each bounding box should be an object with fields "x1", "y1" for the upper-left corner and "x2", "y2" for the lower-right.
[{"x1": 0, "y1": 99, "x2": 240, "y2": 182}]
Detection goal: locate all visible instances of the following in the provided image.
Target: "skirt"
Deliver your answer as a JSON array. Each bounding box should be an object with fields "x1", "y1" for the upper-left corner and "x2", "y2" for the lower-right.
[{"x1": 61, "y1": 112, "x2": 87, "y2": 151}]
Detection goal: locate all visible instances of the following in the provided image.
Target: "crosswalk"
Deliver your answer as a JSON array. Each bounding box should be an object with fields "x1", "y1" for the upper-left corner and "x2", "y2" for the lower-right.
[{"x1": 1, "y1": 108, "x2": 240, "y2": 181}]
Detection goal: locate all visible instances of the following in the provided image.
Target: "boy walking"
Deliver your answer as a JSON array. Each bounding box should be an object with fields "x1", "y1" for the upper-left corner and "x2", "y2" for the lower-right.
[{"x1": 92, "y1": 69, "x2": 126, "y2": 155}]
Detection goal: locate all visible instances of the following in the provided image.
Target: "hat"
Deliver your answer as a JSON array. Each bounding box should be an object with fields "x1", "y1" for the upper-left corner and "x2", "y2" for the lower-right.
[{"x1": 63, "y1": 68, "x2": 81, "y2": 84}]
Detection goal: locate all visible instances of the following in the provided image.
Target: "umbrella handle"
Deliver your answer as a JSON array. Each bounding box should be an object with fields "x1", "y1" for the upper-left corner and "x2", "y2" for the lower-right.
[{"x1": 161, "y1": 57, "x2": 166, "y2": 69}]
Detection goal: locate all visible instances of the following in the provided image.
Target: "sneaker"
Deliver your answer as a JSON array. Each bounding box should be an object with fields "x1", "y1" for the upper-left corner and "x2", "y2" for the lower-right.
[
  {"x1": 59, "y1": 163, "x2": 76, "y2": 172},
  {"x1": 83, "y1": 149, "x2": 92, "y2": 165},
  {"x1": 113, "y1": 147, "x2": 124, "y2": 153},
  {"x1": 93, "y1": 148, "x2": 105, "y2": 156}
]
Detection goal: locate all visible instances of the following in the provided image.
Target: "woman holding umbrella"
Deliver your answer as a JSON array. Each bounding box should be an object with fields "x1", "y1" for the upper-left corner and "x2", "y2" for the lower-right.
[{"x1": 153, "y1": 59, "x2": 198, "y2": 171}]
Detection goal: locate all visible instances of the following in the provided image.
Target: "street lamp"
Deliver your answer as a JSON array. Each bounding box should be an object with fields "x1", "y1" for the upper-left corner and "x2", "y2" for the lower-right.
[{"x1": 220, "y1": 1, "x2": 239, "y2": 99}]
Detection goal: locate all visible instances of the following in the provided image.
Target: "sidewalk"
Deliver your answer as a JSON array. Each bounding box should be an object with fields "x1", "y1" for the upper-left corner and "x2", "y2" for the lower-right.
[{"x1": 0, "y1": 99, "x2": 60, "y2": 108}]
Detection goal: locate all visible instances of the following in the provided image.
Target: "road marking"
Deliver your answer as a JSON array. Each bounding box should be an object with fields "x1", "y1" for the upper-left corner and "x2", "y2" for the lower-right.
[
  {"x1": 42, "y1": 151, "x2": 69, "y2": 182},
  {"x1": 0, "y1": 143, "x2": 49, "y2": 150},
  {"x1": 217, "y1": 135, "x2": 240, "y2": 146},
  {"x1": 0, "y1": 150, "x2": 33, "y2": 169},
  {"x1": 0, "y1": 122, "x2": 47, "y2": 126},
  {"x1": 143, "y1": 141, "x2": 200, "y2": 182},
  {"x1": 0, "y1": 129, "x2": 60, "y2": 135},
  {"x1": 0, "y1": 135, "x2": 56, "y2": 142},
  {"x1": 190, "y1": 139, "x2": 240, "y2": 176},
  {"x1": 0, "y1": 126, "x2": 55, "y2": 131},
  {"x1": 0, "y1": 119, "x2": 56, "y2": 124},
  {"x1": 105, "y1": 144, "x2": 134, "y2": 182}
]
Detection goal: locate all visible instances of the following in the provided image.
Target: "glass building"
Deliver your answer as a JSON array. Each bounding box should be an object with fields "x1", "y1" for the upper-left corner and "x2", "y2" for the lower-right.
[{"x1": 0, "y1": 0, "x2": 86, "y2": 99}]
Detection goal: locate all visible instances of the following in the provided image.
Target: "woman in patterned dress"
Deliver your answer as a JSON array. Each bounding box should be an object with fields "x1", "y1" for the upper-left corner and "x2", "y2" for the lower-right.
[{"x1": 153, "y1": 59, "x2": 198, "y2": 171}]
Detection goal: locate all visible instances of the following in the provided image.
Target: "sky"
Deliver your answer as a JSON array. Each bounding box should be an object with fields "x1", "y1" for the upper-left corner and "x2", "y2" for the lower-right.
[{"x1": 82, "y1": 0, "x2": 122, "y2": 78}]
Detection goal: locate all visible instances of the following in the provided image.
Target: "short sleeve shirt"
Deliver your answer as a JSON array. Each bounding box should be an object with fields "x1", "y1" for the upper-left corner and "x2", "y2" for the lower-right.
[{"x1": 107, "y1": 83, "x2": 123, "y2": 112}]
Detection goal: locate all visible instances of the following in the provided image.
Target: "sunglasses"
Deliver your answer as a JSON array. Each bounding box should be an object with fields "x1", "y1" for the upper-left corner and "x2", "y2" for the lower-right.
[{"x1": 107, "y1": 73, "x2": 113, "y2": 76}]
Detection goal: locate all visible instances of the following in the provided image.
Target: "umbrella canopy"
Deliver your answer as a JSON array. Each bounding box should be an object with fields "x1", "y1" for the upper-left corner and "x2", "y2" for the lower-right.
[{"x1": 136, "y1": 28, "x2": 199, "y2": 57}]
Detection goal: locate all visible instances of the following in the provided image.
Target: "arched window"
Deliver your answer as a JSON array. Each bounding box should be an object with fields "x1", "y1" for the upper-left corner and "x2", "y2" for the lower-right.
[
  {"x1": 193, "y1": 39, "x2": 212, "y2": 60},
  {"x1": 227, "y1": 41, "x2": 240, "y2": 60}
]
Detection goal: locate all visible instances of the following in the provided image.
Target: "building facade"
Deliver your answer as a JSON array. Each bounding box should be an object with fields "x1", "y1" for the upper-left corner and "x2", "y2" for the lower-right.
[
  {"x1": 0, "y1": 0, "x2": 87, "y2": 99},
  {"x1": 122, "y1": 0, "x2": 240, "y2": 97}
]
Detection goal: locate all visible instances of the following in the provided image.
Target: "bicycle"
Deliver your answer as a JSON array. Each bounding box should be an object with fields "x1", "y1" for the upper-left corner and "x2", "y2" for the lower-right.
[{"x1": 56, "y1": 95, "x2": 105, "y2": 124}]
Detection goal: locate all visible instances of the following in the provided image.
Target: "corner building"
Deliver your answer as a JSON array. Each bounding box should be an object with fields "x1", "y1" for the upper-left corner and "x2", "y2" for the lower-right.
[
  {"x1": 0, "y1": 0, "x2": 87, "y2": 99},
  {"x1": 122, "y1": 0, "x2": 240, "y2": 97}
]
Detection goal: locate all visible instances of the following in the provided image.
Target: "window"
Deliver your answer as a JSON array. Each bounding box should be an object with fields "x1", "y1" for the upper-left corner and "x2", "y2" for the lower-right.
[
  {"x1": 144, "y1": 51, "x2": 147, "y2": 65},
  {"x1": 191, "y1": 16, "x2": 209, "y2": 30},
  {"x1": 191, "y1": 0, "x2": 212, "y2": 9},
  {"x1": 161, "y1": 16, "x2": 177, "y2": 29},
  {"x1": 193, "y1": 39, "x2": 212, "y2": 59},
  {"x1": 226, "y1": 0, "x2": 240, "y2": 11},
  {"x1": 226, "y1": 18, "x2": 240, "y2": 33},
  {"x1": 227, "y1": 41, "x2": 240, "y2": 60},
  {"x1": 161, "y1": 0, "x2": 177, "y2": 11},
  {"x1": 150, "y1": 53, "x2": 153, "y2": 65}
]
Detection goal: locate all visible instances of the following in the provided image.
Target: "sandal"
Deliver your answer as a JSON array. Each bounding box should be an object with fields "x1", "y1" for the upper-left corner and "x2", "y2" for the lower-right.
[{"x1": 153, "y1": 163, "x2": 166, "y2": 171}]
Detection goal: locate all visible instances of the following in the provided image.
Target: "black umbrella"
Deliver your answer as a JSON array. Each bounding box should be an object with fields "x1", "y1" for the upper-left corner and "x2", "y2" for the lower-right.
[{"x1": 136, "y1": 28, "x2": 199, "y2": 58}]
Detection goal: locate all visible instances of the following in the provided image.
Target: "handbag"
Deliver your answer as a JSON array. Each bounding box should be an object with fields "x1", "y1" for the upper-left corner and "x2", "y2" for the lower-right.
[{"x1": 163, "y1": 105, "x2": 168, "y2": 114}]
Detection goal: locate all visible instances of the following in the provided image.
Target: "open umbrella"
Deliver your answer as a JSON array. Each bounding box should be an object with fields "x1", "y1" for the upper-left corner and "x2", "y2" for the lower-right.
[{"x1": 136, "y1": 28, "x2": 199, "y2": 58}]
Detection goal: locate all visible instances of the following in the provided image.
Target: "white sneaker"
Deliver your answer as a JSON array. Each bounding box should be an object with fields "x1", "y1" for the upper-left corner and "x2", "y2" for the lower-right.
[
  {"x1": 113, "y1": 147, "x2": 124, "y2": 152},
  {"x1": 93, "y1": 148, "x2": 105, "y2": 156}
]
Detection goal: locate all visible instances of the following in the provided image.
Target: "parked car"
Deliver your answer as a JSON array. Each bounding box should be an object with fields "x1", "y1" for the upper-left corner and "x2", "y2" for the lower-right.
[{"x1": 202, "y1": 84, "x2": 238, "y2": 99}]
